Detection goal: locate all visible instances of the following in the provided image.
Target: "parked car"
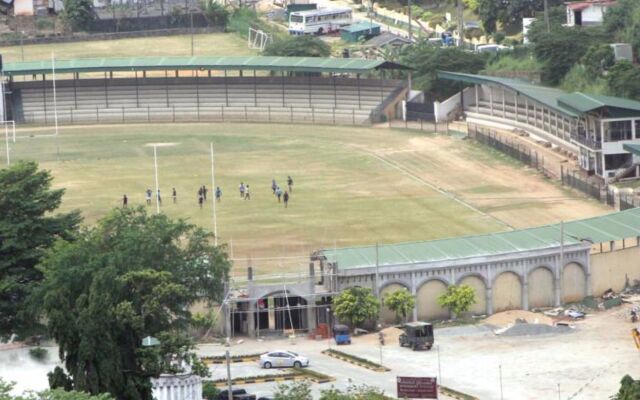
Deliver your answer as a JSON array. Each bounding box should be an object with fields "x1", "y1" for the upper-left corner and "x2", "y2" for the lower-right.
[
  {"x1": 216, "y1": 389, "x2": 256, "y2": 400},
  {"x1": 259, "y1": 350, "x2": 309, "y2": 369}
]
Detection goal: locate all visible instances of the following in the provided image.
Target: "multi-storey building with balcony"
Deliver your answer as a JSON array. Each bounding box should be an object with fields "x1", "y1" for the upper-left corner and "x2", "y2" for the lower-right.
[{"x1": 436, "y1": 71, "x2": 640, "y2": 181}]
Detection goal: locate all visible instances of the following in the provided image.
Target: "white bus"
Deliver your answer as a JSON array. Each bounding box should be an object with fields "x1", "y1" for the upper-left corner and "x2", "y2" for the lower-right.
[{"x1": 288, "y1": 7, "x2": 353, "y2": 35}]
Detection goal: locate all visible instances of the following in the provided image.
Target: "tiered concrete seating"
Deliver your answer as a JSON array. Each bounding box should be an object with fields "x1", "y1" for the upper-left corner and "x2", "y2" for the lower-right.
[{"x1": 12, "y1": 76, "x2": 402, "y2": 125}]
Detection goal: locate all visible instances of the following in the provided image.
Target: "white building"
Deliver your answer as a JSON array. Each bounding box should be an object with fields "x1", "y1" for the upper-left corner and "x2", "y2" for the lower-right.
[{"x1": 565, "y1": 0, "x2": 617, "y2": 27}]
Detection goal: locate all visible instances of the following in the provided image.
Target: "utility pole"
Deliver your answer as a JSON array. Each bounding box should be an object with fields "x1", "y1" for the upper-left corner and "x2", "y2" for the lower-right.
[
  {"x1": 407, "y1": 0, "x2": 412, "y2": 41},
  {"x1": 457, "y1": 0, "x2": 464, "y2": 47},
  {"x1": 499, "y1": 364, "x2": 504, "y2": 400},
  {"x1": 210, "y1": 143, "x2": 218, "y2": 245},
  {"x1": 225, "y1": 350, "x2": 232, "y2": 400},
  {"x1": 153, "y1": 145, "x2": 160, "y2": 215},
  {"x1": 190, "y1": 12, "x2": 194, "y2": 57},
  {"x1": 544, "y1": 0, "x2": 550, "y2": 33}
]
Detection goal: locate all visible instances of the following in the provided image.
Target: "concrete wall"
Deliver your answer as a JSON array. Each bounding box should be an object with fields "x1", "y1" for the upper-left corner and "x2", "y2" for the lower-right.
[
  {"x1": 458, "y1": 275, "x2": 486, "y2": 315},
  {"x1": 562, "y1": 262, "x2": 587, "y2": 303},
  {"x1": 493, "y1": 272, "x2": 522, "y2": 312},
  {"x1": 528, "y1": 267, "x2": 555, "y2": 309},
  {"x1": 416, "y1": 280, "x2": 449, "y2": 320},
  {"x1": 591, "y1": 243, "x2": 640, "y2": 295}
]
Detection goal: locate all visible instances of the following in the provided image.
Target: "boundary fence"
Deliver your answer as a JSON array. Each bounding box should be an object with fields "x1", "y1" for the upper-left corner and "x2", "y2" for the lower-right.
[
  {"x1": 388, "y1": 119, "x2": 449, "y2": 133},
  {"x1": 467, "y1": 123, "x2": 556, "y2": 178},
  {"x1": 467, "y1": 123, "x2": 639, "y2": 210},
  {"x1": 560, "y1": 167, "x2": 603, "y2": 202}
]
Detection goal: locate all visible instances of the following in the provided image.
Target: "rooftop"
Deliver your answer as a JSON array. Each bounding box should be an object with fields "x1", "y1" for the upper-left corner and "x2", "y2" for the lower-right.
[
  {"x1": 342, "y1": 21, "x2": 381, "y2": 33},
  {"x1": 437, "y1": 71, "x2": 640, "y2": 119},
  {"x1": 3, "y1": 56, "x2": 410, "y2": 77},
  {"x1": 320, "y1": 207, "x2": 640, "y2": 270}
]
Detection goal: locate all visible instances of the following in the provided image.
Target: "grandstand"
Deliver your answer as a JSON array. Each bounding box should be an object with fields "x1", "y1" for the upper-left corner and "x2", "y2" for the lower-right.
[{"x1": 3, "y1": 56, "x2": 410, "y2": 125}]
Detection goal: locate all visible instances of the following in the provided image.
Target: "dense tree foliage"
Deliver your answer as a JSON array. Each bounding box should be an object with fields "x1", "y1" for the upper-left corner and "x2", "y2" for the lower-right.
[
  {"x1": 612, "y1": 375, "x2": 640, "y2": 400},
  {"x1": 581, "y1": 44, "x2": 615, "y2": 79},
  {"x1": 33, "y1": 207, "x2": 230, "y2": 400},
  {"x1": 400, "y1": 41, "x2": 486, "y2": 100},
  {"x1": 603, "y1": 0, "x2": 640, "y2": 56},
  {"x1": 607, "y1": 61, "x2": 640, "y2": 99},
  {"x1": 533, "y1": 27, "x2": 606, "y2": 85},
  {"x1": 61, "y1": 0, "x2": 96, "y2": 31},
  {"x1": 0, "y1": 162, "x2": 81, "y2": 338},
  {"x1": 333, "y1": 287, "x2": 380, "y2": 329},
  {"x1": 476, "y1": 0, "x2": 563, "y2": 33},
  {"x1": 0, "y1": 378, "x2": 112, "y2": 400},
  {"x1": 263, "y1": 36, "x2": 331, "y2": 57},
  {"x1": 383, "y1": 288, "x2": 415, "y2": 324},
  {"x1": 437, "y1": 284, "x2": 476, "y2": 317},
  {"x1": 199, "y1": 0, "x2": 229, "y2": 26}
]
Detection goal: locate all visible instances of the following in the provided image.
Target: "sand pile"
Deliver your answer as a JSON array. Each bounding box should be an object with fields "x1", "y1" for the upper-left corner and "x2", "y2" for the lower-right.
[
  {"x1": 483, "y1": 310, "x2": 554, "y2": 327},
  {"x1": 358, "y1": 326, "x2": 404, "y2": 345}
]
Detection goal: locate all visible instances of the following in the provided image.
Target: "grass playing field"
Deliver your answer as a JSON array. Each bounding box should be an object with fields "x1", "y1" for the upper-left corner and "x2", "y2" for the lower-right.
[
  {"x1": 2, "y1": 122, "x2": 608, "y2": 276},
  {"x1": 0, "y1": 32, "x2": 255, "y2": 63}
]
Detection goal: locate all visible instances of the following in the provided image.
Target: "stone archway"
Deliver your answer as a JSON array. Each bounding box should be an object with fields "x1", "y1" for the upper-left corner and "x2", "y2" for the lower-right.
[
  {"x1": 379, "y1": 283, "x2": 410, "y2": 325},
  {"x1": 528, "y1": 267, "x2": 555, "y2": 309},
  {"x1": 416, "y1": 279, "x2": 449, "y2": 321},
  {"x1": 563, "y1": 262, "x2": 587, "y2": 303},
  {"x1": 493, "y1": 272, "x2": 522, "y2": 312},
  {"x1": 458, "y1": 275, "x2": 487, "y2": 316}
]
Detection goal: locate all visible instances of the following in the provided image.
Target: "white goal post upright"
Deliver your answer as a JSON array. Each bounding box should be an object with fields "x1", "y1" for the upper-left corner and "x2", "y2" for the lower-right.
[
  {"x1": 248, "y1": 28, "x2": 273, "y2": 51},
  {"x1": 2, "y1": 120, "x2": 15, "y2": 166},
  {"x1": 51, "y1": 52, "x2": 59, "y2": 137}
]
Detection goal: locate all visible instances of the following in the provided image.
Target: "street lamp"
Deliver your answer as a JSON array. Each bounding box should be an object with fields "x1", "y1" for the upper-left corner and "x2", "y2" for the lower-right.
[{"x1": 326, "y1": 307, "x2": 332, "y2": 349}]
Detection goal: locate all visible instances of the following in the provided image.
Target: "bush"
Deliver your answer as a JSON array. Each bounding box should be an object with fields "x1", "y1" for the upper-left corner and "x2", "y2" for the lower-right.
[
  {"x1": 263, "y1": 35, "x2": 330, "y2": 57},
  {"x1": 202, "y1": 382, "x2": 220, "y2": 400},
  {"x1": 29, "y1": 347, "x2": 48, "y2": 361},
  {"x1": 428, "y1": 15, "x2": 446, "y2": 27},
  {"x1": 492, "y1": 31, "x2": 505, "y2": 44}
]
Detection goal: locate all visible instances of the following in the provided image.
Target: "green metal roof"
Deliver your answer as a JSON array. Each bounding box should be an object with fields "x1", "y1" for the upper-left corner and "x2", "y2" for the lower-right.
[
  {"x1": 321, "y1": 207, "x2": 640, "y2": 270},
  {"x1": 3, "y1": 56, "x2": 409, "y2": 76},
  {"x1": 437, "y1": 71, "x2": 579, "y2": 118},
  {"x1": 623, "y1": 143, "x2": 640, "y2": 156},
  {"x1": 342, "y1": 21, "x2": 381, "y2": 33},
  {"x1": 558, "y1": 92, "x2": 640, "y2": 115}
]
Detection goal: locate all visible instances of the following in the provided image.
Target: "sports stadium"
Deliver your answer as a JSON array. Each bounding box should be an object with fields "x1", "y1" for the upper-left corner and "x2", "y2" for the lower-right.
[{"x1": 2, "y1": 50, "x2": 640, "y2": 338}]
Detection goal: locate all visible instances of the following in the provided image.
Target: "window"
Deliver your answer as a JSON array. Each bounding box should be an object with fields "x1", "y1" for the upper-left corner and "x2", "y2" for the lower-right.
[
  {"x1": 605, "y1": 153, "x2": 632, "y2": 170},
  {"x1": 636, "y1": 120, "x2": 640, "y2": 139},
  {"x1": 290, "y1": 15, "x2": 303, "y2": 23},
  {"x1": 604, "y1": 120, "x2": 633, "y2": 142}
]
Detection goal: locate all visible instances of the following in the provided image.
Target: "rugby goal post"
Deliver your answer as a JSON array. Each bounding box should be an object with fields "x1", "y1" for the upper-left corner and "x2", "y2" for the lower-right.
[
  {"x1": 2, "y1": 120, "x2": 15, "y2": 165},
  {"x1": 248, "y1": 28, "x2": 273, "y2": 51}
]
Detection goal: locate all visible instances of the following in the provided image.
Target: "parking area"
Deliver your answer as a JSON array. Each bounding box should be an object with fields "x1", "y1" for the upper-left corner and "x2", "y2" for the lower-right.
[{"x1": 197, "y1": 304, "x2": 639, "y2": 399}]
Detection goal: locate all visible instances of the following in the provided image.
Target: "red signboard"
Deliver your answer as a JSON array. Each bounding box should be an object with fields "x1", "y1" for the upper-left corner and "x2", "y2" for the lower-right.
[{"x1": 397, "y1": 376, "x2": 438, "y2": 399}]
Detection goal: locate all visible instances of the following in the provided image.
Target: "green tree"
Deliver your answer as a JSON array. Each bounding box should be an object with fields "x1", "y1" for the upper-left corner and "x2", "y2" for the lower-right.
[
  {"x1": 533, "y1": 27, "x2": 606, "y2": 85},
  {"x1": 0, "y1": 378, "x2": 112, "y2": 400},
  {"x1": 199, "y1": 0, "x2": 229, "y2": 26},
  {"x1": 333, "y1": 287, "x2": 380, "y2": 329},
  {"x1": 263, "y1": 36, "x2": 331, "y2": 57},
  {"x1": 273, "y1": 380, "x2": 312, "y2": 400},
  {"x1": 400, "y1": 41, "x2": 487, "y2": 100},
  {"x1": 33, "y1": 207, "x2": 230, "y2": 400},
  {"x1": 201, "y1": 382, "x2": 220, "y2": 400},
  {"x1": 437, "y1": 284, "x2": 476, "y2": 317},
  {"x1": 581, "y1": 44, "x2": 615, "y2": 78},
  {"x1": 611, "y1": 375, "x2": 640, "y2": 400},
  {"x1": 383, "y1": 288, "x2": 415, "y2": 324},
  {"x1": 61, "y1": 0, "x2": 96, "y2": 32},
  {"x1": 607, "y1": 60, "x2": 640, "y2": 99},
  {"x1": 48, "y1": 367, "x2": 73, "y2": 391},
  {"x1": 0, "y1": 162, "x2": 81, "y2": 338}
]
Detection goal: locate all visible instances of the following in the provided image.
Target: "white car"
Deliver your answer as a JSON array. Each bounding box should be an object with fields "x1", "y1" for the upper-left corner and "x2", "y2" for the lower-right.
[{"x1": 259, "y1": 350, "x2": 309, "y2": 369}]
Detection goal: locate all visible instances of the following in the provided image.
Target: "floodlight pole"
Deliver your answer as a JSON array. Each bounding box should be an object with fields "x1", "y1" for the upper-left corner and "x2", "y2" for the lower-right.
[
  {"x1": 4, "y1": 122, "x2": 9, "y2": 166},
  {"x1": 210, "y1": 142, "x2": 218, "y2": 246},
  {"x1": 51, "y1": 52, "x2": 59, "y2": 137},
  {"x1": 225, "y1": 350, "x2": 233, "y2": 400},
  {"x1": 153, "y1": 145, "x2": 160, "y2": 215}
]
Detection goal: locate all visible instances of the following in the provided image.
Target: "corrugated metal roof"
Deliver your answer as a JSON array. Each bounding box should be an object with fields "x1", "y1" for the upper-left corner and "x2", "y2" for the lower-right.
[
  {"x1": 623, "y1": 143, "x2": 640, "y2": 156},
  {"x1": 437, "y1": 71, "x2": 580, "y2": 118},
  {"x1": 342, "y1": 21, "x2": 380, "y2": 33},
  {"x1": 321, "y1": 208, "x2": 640, "y2": 270},
  {"x1": 558, "y1": 92, "x2": 640, "y2": 114},
  {"x1": 3, "y1": 56, "x2": 409, "y2": 76}
]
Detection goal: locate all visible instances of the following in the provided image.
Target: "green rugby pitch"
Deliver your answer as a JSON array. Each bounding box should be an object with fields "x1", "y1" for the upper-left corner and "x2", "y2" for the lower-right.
[{"x1": 2, "y1": 122, "x2": 608, "y2": 276}]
